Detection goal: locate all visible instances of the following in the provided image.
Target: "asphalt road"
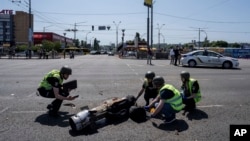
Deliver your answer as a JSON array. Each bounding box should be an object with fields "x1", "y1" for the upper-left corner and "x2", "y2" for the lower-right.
[{"x1": 0, "y1": 55, "x2": 250, "y2": 141}]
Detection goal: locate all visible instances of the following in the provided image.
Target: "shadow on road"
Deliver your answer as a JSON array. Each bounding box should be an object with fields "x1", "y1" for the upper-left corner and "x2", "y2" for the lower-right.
[
  {"x1": 183, "y1": 109, "x2": 209, "y2": 121},
  {"x1": 69, "y1": 117, "x2": 130, "y2": 136},
  {"x1": 152, "y1": 119, "x2": 189, "y2": 134},
  {"x1": 34, "y1": 111, "x2": 73, "y2": 127}
]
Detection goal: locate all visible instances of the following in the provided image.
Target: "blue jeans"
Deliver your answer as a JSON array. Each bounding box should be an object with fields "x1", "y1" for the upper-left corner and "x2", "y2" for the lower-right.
[{"x1": 155, "y1": 103, "x2": 177, "y2": 119}]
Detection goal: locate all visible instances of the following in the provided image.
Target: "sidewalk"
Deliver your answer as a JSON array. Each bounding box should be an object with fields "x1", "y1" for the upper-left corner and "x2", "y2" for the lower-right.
[{"x1": 0, "y1": 55, "x2": 61, "y2": 59}]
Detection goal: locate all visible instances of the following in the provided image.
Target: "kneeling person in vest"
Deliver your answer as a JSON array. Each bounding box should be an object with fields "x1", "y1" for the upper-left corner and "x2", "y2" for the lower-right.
[
  {"x1": 147, "y1": 76, "x2": 184, "y2": 123},
  {"x1": 136, "y1": 71, "x2": 158, "y2": 106},
  {"x1": 180, "y1": 71, "x2": 201, "y2": 113},
  {"x1": 37, "y1": 65, "x2": 77, "y2": 117}
]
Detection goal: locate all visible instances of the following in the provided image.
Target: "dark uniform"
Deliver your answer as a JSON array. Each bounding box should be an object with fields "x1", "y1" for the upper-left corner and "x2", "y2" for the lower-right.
[
  {"x1": 182, "y1": 80, "x2": 199, "y2": 111},
  {"x1": 37, "y1": 66, "x2": 72, "y2": 117},
  {"x1": 142, "y1": 79, "x2": 158, "y2": 106},
  {"x1": 180, "y1": 71, "x2": 201, "y2": 112},
  {"x1": 137, "y1": 71, "x2": 158, "y2": 106}
]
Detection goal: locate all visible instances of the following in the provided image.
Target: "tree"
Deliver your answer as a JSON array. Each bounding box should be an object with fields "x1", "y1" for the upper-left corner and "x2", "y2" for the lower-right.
[
  {"x1": 93, "y1": 38, "x2": 100, "y2": 51},
  {"x1": 231, "y1": 43, "x2": 241, "y2": 48},
  {"x1": 42, "y1": 40, "x2": 55, "y2": 51},
  {"x1": 210, "y1": 40, "x2": 228, "y2": 47}
]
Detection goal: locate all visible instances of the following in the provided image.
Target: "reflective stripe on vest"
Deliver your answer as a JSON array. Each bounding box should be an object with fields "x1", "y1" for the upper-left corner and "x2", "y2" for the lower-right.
[
  {"x1": 159, "y1": 84, "x2": 184, "y2": 111},
  {"x1": 144, "y1": 78, "x2": 148, "y2": 87},
  {"x1": 39, "y1": 70, "x2": 63, "y2": 90},
  {"x1": 188, "y1": 78, "x2": 201, "y2": 103}
]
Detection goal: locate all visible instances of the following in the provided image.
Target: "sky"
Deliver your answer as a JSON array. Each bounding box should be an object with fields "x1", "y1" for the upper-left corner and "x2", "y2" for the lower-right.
[{"x1": 1, "y1": 0, "x2": 250, "y2": 45}]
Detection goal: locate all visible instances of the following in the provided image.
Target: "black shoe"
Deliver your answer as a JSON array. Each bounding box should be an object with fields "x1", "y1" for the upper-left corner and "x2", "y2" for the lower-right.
[
  {"x1": 47, "y1": 104, "x2": 53, "y2": 110},
  {"x1": 164, "y1": 115, "x2": 176, "y2": 124},
  {"x1": 48, "y1": 110, "x2": 61, "y2": 118}
]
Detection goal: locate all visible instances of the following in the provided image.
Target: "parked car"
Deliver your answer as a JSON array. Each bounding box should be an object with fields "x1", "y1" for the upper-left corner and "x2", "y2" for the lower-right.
[
  {"x1": 180, "y1": 50, "x2": 239, "y2": 69},
  {"x1": 108, "y1": 51, "x2": 114, "y2": 56},
  {"x1": 126, "y1": 51, "x2": 136, "y2": 57},
  {"x1": 16, "y1": 51, "x2": 34, "y2": 57},
  {"x1": 90, "y1": 50, "x2": 100, "y2": 55}
]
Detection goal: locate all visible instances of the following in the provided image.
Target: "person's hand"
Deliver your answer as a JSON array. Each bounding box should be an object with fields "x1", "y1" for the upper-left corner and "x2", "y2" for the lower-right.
[
  {"x1": 144, "y1": 106, "x2": 150, "y2": 111},
  {"x1": 182, "y1": 95, "x2": 188, "y2": 100},
  {"x1": 150, "y1": 114, "x2": 155, "y2": 118},
  {"x1": 67, "y1": 96, "x2": 77, "y2": 100}
]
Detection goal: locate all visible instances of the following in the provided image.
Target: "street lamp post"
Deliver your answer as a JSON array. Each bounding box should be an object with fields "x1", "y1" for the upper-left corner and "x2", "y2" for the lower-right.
[
  {"x1": 160, "y1": 33, "x2": 165, "y2": 49},
  {"x1": 63, "y1": 33, "x2": 66, "y2": 59},
  {"x1": 157, "y1": 23, "x2": 165, "y2": 51},
  {"x1": 121, "y1": 29, "x2": 125, "y2": 56},
  {"x1": 85, "y1": 32, "x2": 91, "y2": 48},
  {"x1": 90, "y1": 37, "x2": 94, "y2": 49},
  {"x1": 201, "y1": 30, "x2": 208, "y2": 49},
  {"x1": 43, "y1": 25, "x2": 53, "y2": 32},
  {"x1": 113, "y1": 21, "x2": 121, "y2": 52}
]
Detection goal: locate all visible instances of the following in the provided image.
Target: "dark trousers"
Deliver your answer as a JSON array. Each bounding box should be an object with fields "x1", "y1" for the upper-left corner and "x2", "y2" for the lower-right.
[
  {"x1": 37, "y1": 87, "x2": 69, "y2": 113},
  {"x1": 174, "y1": 55, "x2": 178, "y2": 65},
  {"x1": 144, "y1": 92, "x2": 158, "y2": 106},
  {"x1": 182, "y1": 98, "x2": 196, "y2": 111}
]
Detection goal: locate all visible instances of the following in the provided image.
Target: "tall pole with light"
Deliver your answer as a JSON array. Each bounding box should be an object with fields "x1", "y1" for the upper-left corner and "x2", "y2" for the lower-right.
[
  {"x1": 113, "y1": 21, "x2": 121, "y2": 52},
  {"x1": 157, "y1": 23, "x2": 165, "y2": 51},
  {"x1": 43, "y1": 25, "x2": 53, "y2": 32},
  {"x1": 151, "y1": 1, "x2": 155, "y2": 50},
  {"x1": 201, "y1": 30, "x2": 208, "y2": 49},
  {"x1": 63, "y1": 33, "x2": 66, "y2": 59},
  {"x1": 85, "y1": 32, "x2": 91, "y2": 48},
  {"x1": 144, "y1": 0, "x2": 152, "y2": 51},
  {"x1": 160, "y1": 33, "x2": 165, "y2": 48},
  {"x1": 121, "y1": 29, "x2": 125, "y2": 56},
  {"x1": 28, "y1": 0, "x2": 32, "y2": 58}
]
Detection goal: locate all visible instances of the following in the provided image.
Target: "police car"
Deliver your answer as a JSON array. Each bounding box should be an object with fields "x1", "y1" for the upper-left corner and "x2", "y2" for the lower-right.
[{"x1": 180, "y1": 50, "x2": 239, "y2": 69}]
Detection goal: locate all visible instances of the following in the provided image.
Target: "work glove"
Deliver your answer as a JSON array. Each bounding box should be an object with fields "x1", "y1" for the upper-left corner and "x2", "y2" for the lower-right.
[
  {"x1": 150, "y1": 114, "x2": 155, "y2": 118},
  {"x1": 144, "y1": 106, "x2": 150, "y2": 111},
  {"x1": 181, "y1": 93, "x2": 187, "y2": 100}
]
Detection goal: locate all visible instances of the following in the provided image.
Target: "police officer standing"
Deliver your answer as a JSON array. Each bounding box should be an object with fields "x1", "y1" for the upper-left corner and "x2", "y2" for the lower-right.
[
  {"x1": 180, "y1": 71, "x2": 201, "y2": 114},
  {"x1": 37, "y1": 65, "x2": 77, "y2": 117}
]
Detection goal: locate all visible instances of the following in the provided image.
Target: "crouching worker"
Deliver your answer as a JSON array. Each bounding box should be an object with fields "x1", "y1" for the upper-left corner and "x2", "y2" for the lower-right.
[
  {"x1": 145, "y1": 76, "x2": 184, "y2": 123},
  {"x1": 37, "y1": 65, "x2": 77, "y2": 117},
  {"x1": 136, "y1": 71, "x2": 158, "y2": 106},
  {"x1": 180, "y1": 71, "x2": 201, "y2": 114}
]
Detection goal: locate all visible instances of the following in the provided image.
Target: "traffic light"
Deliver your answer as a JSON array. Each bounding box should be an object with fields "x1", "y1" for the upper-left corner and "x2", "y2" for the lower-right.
[
  {"x1": 107, "y1": 26, "x2": 110, "y2": 30},
  {"x1": 92, "y1": 25, "x2": 94, "y2": 31}
]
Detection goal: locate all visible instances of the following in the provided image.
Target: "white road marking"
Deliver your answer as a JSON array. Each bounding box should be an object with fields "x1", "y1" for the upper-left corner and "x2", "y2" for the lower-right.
[
  {"x1": 12, "y1": 111, "x2": 46, "y2": 114},
  {"x1": 197, "y1": 105, "x2": 223, "y2": 108},
  {"x1": 0, "y1": 107, "x2": 9, "y2": 114}
]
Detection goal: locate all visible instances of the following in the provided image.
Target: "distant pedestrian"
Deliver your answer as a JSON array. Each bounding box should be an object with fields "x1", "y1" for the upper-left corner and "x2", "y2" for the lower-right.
[
  {"x1": 147, "y1": 48, "x2": 153, "y2": 65},
  {"x1": 174, "y1": 46, "x2": 180, "y2": 66},
  {"x1": 169, "y1": 47, "x2": 175, "y2": 65}
]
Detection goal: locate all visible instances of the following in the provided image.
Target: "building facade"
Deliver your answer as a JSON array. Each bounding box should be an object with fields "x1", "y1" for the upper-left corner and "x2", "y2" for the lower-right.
[
  {"x1": 33, "y1": 32, "x2": 73, "y2": 47},
  {"x1": 0, "y1": 9, "x2": 15, "y2": 47}
]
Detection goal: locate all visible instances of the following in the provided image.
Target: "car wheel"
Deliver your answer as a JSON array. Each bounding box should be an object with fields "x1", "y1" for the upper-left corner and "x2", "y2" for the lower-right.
[
  {"x1": 222, "y1": 61, "x2": 232, "y2": 69},
  {"x1": 188, "y1": 60, "x2": 196, "y2": 67}
]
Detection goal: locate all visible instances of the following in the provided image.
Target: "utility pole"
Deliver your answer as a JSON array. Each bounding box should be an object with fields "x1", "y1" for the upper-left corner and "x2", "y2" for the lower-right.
[
  {"x1": 151, "y1": 1, "x2": 155, "y2": 50},
  {"x1": 157, "y1": 23, "x2": 165, "y2": 51},
  {"x1": 113, "y1": 21, "x2": 121, "y2": 52},
  {"x1": 121, "y1": 29, "x2": 125, "y2": 56},
  {"x1": 190, "y1": 27, "x2": 206, "y2": 49},
  {"x1": 28, "y1": 0, "x2": 32, "y2": 58}
]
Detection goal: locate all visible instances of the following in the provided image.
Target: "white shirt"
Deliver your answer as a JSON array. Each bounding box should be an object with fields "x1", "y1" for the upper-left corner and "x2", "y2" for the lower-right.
[{"x1": 170, "y1": 49, "x2": 175, "y2": 56}]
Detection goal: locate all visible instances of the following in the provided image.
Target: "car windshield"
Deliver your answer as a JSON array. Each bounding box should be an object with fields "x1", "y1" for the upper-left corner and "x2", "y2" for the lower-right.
[{"x1": 207, "y1": 51, "x2": 221, "y2": 57}]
